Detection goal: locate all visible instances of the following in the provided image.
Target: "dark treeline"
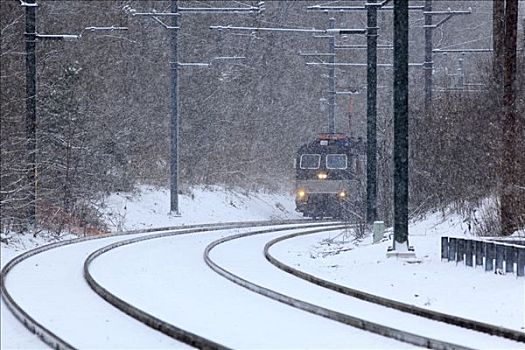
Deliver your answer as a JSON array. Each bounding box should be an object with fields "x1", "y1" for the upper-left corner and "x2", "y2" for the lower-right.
[{"x1": 1, "y1": 1, "x2": 523, "y2": 234}]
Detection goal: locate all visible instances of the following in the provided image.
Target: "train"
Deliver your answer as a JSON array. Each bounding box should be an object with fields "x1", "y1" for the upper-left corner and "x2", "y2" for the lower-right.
[{"x1": 294, "y1": 133, "x2": 365, "y2": 219}]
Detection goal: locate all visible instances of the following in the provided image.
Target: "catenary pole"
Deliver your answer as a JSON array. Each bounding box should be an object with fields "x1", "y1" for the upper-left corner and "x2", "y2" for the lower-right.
[
  {"x1": 423, "y1": 0, "x2": 432, "y2": 116},
  {"x1": 422, "y1": 5, "x2": 470, "y2": 113},
  {"x1": 366, "y1": 0, "x2": 378, "y2": 224},
  {"x1": 170, "y1": 0, "x2": 179, "y2": 214},
  {"x1": 310, "y1": 2, "x2": 469, "y2": 228},
  {"x1": 131, "y1": 2, "x2": 262, "y2": 215},
  {"x1": 21, "y1": 1, "x2": 125, "y2": 229},
  {"x1": 130, "y1": 3, "x2": 262, "y2": 215},
  {"x1": 393, "y1": 0, "x2": 409, "y2": 247},
  {"x1": 458, "y1": 54, "x2": 465, "y2": 88},
  {"x1": 328, "y1": 18, "x2": 336, "y2": 133},
  {"x1": 25, "y1": 0, "x2": 37, "y2": 227}
]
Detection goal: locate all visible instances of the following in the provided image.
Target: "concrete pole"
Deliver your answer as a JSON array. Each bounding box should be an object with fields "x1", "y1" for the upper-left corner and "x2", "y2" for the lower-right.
[
  {"x1": 423, "y1": 0, "x2": 433, "y2": 116},
  {"x1": 366, "y1": 0, "x2": 378, "y2": 224},
  {"x1": 170, "y1": 0, "x2": 180, "y2": 214},
  {"x1": 328, "y1": 18, "x2": 336, "y2": 133},
  {"x1": 25, "y1": 0, "x2": 37, "y2": 227},
  {"x1": 393, "y1": 0, "x2": 409, "y2": 247}
]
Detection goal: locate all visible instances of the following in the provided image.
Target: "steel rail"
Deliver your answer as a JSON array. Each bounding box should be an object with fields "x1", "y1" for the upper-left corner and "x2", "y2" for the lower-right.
[
  {"x1": 204, "y1": 227, "x2": 472, "y2": 350},
  {"x1": 84, "y1": 225, "x2": 236, "y2": 350},
  {"x1": 83, "y1": 221, "x2": 338, "y2": 349},
  {"x1": 264, "y1": 230, "x2": 525, "y2": 343},
  {"x1": 1, "y1": 219, "x2": 321, "y2": 350}
]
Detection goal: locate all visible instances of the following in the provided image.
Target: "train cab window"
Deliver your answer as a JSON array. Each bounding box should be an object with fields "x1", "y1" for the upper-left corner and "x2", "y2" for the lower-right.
[
  {"x1": 300, "y1": 154, "x2": 321, "y2": 169},
  {"x1": 326, "y1": 154, "x2": 347, "y2": 169}
]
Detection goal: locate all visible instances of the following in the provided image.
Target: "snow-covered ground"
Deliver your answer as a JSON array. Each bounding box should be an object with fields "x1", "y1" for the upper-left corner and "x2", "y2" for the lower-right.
[
  {"x1": 89, "y1": 224, "x2": 411, "y2": 349},
  {"x1": 1, "y1": 186, "x2": 302, "y2": 349},
  {"x1": 271, "y1": 213, "x2": 525, "y2": 332},
  {"x1": 2, "y1": 186, "x2": 524, "y2": 349},
  {"x1": 100, "y1": 185, "x2": 302, "y2": 231}
]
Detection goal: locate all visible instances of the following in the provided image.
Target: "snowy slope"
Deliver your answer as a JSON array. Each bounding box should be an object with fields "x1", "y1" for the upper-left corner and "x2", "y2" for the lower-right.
[{"x1": 101, "y1": 185, "x2": 302, "y2": 231}]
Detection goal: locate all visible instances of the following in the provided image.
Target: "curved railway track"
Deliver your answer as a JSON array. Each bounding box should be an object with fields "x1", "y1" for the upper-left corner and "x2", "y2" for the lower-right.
[
  {"x1": 264, "y1": 230, "x2": 525, "y2": 343},
  {"x1": 83, "y1": 222, "x2": 335, "y2": 349},
  {"x1": 1, "y1": 220, "x2": 323, "y2": 350},
  {"x1": 204, "y1": 226, "x2": 525, "y2": 350},
  {"x1": 3, "y1": 220, "x2": 523, "y2": 349}
]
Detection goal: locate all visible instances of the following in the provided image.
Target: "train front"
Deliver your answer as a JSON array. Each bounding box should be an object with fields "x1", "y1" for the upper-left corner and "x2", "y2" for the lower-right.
[{"x1": 294, "y1": 133, "x2": 362, "y2": 219}]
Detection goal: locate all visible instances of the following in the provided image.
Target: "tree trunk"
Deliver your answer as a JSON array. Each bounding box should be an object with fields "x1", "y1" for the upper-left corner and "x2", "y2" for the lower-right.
[{"x1": 501, "y1": 0, "x2": 520, "y2": 235}]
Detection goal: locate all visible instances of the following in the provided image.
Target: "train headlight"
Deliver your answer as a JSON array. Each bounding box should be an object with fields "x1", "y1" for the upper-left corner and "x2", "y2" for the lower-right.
[
  {"x1": 297, "y1": 189, "x2": 307, "y2": 199},
  {"x1": 317, "y1": 172, "x2": 328, "y2": 180}
]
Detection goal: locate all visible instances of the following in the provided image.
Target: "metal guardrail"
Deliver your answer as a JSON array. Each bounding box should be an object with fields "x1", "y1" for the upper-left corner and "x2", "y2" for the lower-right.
[{"x1": 441, "y1": 237, "x2": 525, "y2": 277}]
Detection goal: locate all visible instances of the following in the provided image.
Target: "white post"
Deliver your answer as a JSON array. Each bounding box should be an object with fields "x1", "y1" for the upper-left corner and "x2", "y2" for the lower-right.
[{"x1": 372, "y1": 221, "x2": 384, "y2": 243}]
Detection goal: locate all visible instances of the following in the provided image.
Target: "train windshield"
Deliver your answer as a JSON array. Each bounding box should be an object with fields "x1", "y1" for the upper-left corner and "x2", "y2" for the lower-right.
[
  {"x1": 326, "y1": 154, "x2": 347, "y2": 169},
  {"x1": 300, "y1": 154, "x2": 321, "y2": 169}
]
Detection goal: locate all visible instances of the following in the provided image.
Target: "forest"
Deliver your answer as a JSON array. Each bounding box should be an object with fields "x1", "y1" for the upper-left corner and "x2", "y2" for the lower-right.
[{"x1": 1, "y1": 0, "x2": 524, "y2": 235}]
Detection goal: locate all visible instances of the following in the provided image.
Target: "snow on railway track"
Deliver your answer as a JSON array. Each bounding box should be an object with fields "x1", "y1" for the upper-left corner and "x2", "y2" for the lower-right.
[
  {"x1": 3, "y1": 220, "x2": 523, "y2": 349},
  {"x1": 1, "y1": 220, "x2": 318, "y2": 349},
  {"x1": 205, "y1": 226, "x2": 525, "y2": 350},
  {"x1": 85, "y1": 222, "x2": 411, "y2": 349},
  {"x1": 264, "y1": 230, "x2": 525, "y2": 342}
]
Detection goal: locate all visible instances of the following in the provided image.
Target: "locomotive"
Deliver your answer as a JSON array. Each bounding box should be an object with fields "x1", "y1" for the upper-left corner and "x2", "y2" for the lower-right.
[{"x1": 294, "y1": 133, "x2": 365, "y2": 219}]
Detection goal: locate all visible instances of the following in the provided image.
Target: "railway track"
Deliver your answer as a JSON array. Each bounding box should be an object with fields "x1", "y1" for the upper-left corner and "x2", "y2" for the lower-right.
[
  {"x1": 204, "y1": 226, "x2": 525, "y2": 350},
  {"x1": 1, "y1": 220, "x2": 332, "y2": 349},
  {"x1": 264, "y1": 229, "x2": 525, "y2": 343},
  {"x1": 3, "y1": 220, "x2": 523, "y2": 349},
  {"x1": 83, "y1": 221, "x2": 335, "y2": 349}
]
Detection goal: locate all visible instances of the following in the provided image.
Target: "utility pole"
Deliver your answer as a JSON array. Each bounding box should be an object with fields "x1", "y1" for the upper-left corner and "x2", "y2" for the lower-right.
[
  {"x1": 366, "y1": 0, "x2": 378, "y2": 224},
  {"x1": 390, "y1": 0, "x2": 413, "y2": 256},
  {"x1": 22, "y1": 0, "x2": 126, "y2": 229},
  {"x1": 328, "y1": 18, "x2": 336, "y2": 134},
  {"x1": 309, "y1": 1, "x2": 470, "y2": 226},
  {"x1": 128, "y1": 2, "x2": 263, "y2": 215},
  {"x1": 25, "y1": 0, "x2": 37, "y2": 227},
  {"x1": 170, "y1": 0, "x2": 179, "y2": 215},
  {"x1": 423, "y1": 0, "x2": 432, "y2": 116}
]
